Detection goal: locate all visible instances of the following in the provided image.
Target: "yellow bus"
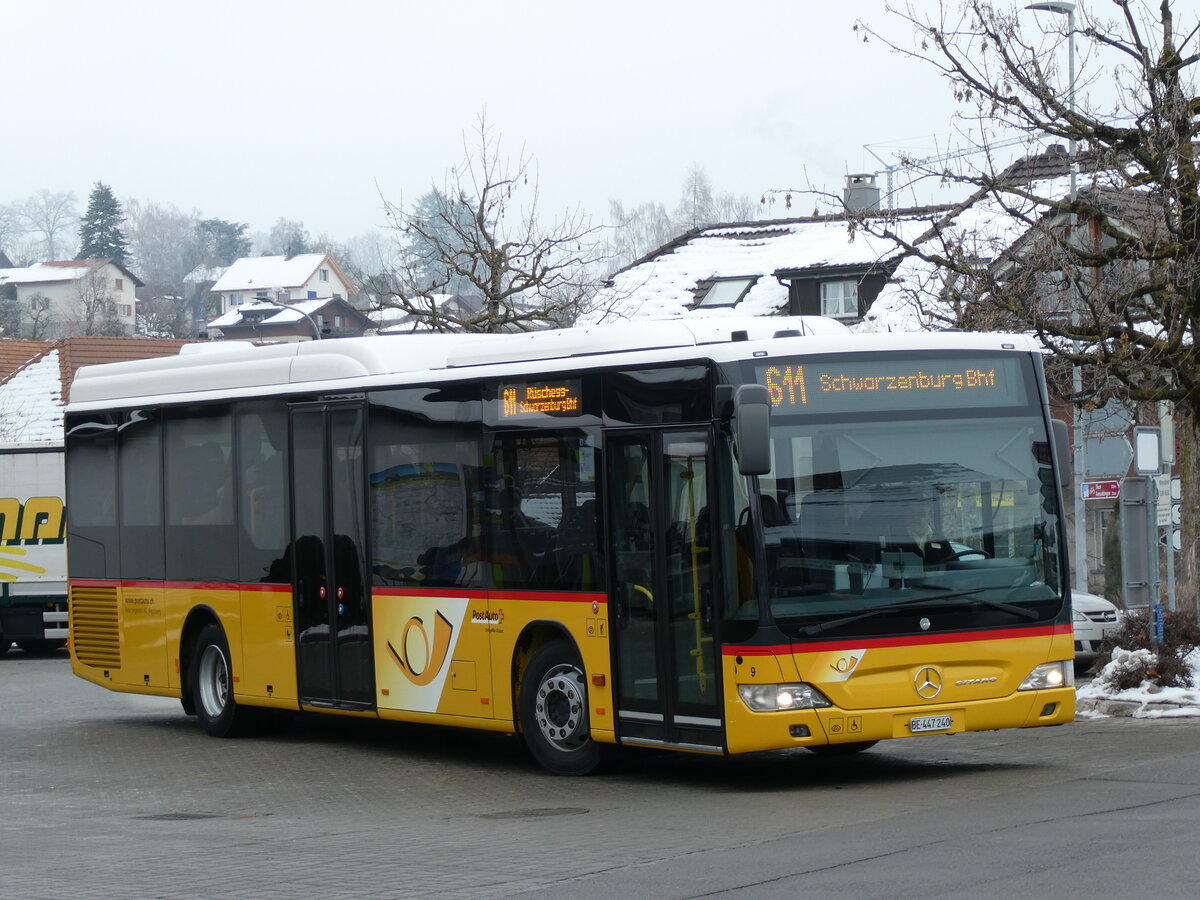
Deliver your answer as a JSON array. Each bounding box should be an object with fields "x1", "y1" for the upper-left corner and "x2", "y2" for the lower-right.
[{"x1": 65, "y1": 318, "x2": 1075, "y2": 774}]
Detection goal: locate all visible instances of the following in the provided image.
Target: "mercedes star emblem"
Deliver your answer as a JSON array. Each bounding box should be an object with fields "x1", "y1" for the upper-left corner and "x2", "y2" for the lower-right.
[{"x1": 915, "y1": 666, "x2": 943, "y2": 699}]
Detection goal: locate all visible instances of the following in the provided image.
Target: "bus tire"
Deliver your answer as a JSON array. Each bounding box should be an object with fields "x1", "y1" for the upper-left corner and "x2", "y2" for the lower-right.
[
  {"x1": 191, "y1": 623, "x2": 250, "y2": 738},
  {"x1": 519, "y1": 639, "x2": 603, "y2": 776},
  {"x1": 806, "y1": 740, "x2": 878, "y2": 756}
]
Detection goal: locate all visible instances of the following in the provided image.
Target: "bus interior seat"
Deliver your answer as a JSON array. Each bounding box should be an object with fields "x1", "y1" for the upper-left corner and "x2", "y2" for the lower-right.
[{"x1": 553, "y1": 499, "x2": 601, "y2": 590}]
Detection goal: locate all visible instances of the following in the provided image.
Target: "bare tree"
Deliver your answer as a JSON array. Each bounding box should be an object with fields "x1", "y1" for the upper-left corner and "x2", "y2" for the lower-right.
[
  {"x1": 605, "y1": 167, "x2": 762, "y2": 274},
  {"x1": 0, "y1": 203, "x2": 24, "y2": 260},
  {"x1": 25, "y1": 292, "x2": 55, "y2": 340},
  {"x1": 376, "y1": 114, "x2": 605, "y2": 333},
  {"x1": 20, "y1": 190, "x2": 78, "y2": 261},
  {"x1": 125, "y1": 199, "x2": 205, "y2": 337},
  {"x1": 849, "y1": 0, "x2": 1200, "y2": 608},
  {"x1": 603, "y1": 199, "x2": 676, "y2": 274},
  {"x1": 69, "y1": 265, "x2": 126, "y2": 337},
  {"x1": 265, "y1": 218, "x2": 311, "y2": 257}
]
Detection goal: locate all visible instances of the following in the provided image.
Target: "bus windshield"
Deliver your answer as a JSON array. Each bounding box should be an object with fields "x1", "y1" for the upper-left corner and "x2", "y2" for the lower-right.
[{"x1": 739, "y1": 352, "x2": 1064, "y2": 635}]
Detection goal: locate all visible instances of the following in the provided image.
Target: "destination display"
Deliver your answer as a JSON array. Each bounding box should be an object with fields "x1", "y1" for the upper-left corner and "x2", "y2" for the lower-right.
[
  {"x1": 754, "y1": 354, "x2": 1028, "y2": 413},
  {"x1": 498, "y1": 379, "x2": 583, "y2": 420}
]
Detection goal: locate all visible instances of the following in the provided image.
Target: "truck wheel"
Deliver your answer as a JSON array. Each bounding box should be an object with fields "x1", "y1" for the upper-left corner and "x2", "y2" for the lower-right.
[
  {"x1": 519, "y1": 639, "x2": 603, "y2": 776},
  {"x1": 191, "y1": 623, "x2": 250, "y2": 738}
]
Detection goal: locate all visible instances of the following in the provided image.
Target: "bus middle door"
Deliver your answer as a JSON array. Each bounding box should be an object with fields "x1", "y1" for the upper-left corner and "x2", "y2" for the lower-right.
[
  {"x1": 290, "y1": 401, "x2": 374, "y2": 710},
  {"x1": 606, "y1": 429, "x2": 723, "y2": 752}
]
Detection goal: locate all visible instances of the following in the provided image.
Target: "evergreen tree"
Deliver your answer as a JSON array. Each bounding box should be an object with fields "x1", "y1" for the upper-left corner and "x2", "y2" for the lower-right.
[
  {"x1": 197, "y1": 218, "x2": 252, "y2": 265},
  {"x1": 403, "y1": 188, "x2": 480, "y2": 296},
  {"x1": 77, "y1": 182, "x2": 130, "y2": 265}
]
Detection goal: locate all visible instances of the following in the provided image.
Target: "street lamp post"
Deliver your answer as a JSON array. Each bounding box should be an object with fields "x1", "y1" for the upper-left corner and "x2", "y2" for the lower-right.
[{"x1": 1026, "y1": 1, "x2": 1086, "y2": 596}]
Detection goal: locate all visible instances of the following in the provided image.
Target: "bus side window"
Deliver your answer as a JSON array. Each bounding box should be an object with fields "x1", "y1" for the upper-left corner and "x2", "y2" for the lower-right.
[
  {"x1": 485, "y1": 432, "x2": 602, "y2": 592},
  {"x1": 164, "y1": 407, "x2": 237, "y2": 583},
  {"x1": 236, "y1": 402, "x2": 289, "y2": 584}
]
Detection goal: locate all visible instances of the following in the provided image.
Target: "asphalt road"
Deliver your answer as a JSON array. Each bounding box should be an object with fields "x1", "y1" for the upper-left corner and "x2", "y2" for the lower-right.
[{"x1": 4, "y1": 649, "x2": 1199, "y2": 899}]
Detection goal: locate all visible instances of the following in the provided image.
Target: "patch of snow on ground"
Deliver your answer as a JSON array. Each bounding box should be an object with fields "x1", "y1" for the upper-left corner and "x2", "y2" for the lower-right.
[{"x1": 1076, "y1": 646, "x2": 1200, "y2": 717}]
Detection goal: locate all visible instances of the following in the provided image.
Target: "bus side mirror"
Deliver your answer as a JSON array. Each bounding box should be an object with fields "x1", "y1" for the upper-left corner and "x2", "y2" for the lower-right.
[
  {"x1": 735, "y1": 384, "x2": 771, "y2": 476},
  {"x1": 1051, "y1": 419, "x2": 1071, "y2": 489}
]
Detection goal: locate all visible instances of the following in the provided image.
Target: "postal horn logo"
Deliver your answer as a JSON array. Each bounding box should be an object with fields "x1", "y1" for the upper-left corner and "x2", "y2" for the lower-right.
[
  {"x1": 388, "y1": 610, "x2": 454, "y2": 686},
  {"x1": 914, "y1": 666, "x2": 943, "y2": 700}
]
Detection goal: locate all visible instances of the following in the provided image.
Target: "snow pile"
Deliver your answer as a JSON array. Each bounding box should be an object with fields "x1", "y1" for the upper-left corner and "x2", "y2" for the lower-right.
[{"x1": 1076, "y1": 646, "x2": 1200, "y2": 718}]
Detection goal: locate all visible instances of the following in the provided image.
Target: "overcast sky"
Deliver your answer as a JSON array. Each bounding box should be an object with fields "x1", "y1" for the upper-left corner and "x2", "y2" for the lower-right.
[{"x1": 7, "y1": 1, "x2": 992, "y2": 243}]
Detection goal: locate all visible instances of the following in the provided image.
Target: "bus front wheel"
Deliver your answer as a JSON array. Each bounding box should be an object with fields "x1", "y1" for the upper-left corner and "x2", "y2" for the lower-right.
[
  {"x1": 191, "y1": 623, "x2": 250, "y2": 738},
  {"x1": 519, "y1": 640, "x2": 603, "y2": 776}
]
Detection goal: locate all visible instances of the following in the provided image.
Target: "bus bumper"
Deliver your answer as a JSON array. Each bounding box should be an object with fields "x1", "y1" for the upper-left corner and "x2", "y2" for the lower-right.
[{"x1": 725, "y1": 687, "x2": 1076, "y2": 755}]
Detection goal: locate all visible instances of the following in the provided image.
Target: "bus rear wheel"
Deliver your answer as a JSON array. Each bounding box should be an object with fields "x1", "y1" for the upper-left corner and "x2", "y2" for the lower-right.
[
  {"x1": 519, "y1": 640, "x2": 603, "y2": 776},
  {"x1": 191, "y1": 623, "x2": 250, "y2": 738}
]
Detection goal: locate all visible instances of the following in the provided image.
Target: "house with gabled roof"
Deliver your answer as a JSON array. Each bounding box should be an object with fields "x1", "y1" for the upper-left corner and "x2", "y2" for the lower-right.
[
  {"x1": 583, "y1": 176, "x2": 954, "y2": 329},
  {"x1": 208, "y1": 253, "x2": 355, "y2": 320},
  {"x1": 206, "y1": 296, "x2": 374, "y2": 343},
  {"x1": 0, "y1": 259, "x2": 144, "y2": 340}
]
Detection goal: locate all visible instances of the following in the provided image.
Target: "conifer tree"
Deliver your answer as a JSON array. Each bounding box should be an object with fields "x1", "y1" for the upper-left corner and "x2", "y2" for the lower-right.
[{"x1": 77, "y1": 182, "x2": 130, "y2": 265}]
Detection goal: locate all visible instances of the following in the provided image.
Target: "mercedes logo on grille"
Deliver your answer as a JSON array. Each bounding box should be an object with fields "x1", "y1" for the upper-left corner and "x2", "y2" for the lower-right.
[{"x1": 914, "y1": 666, "x2": 943, "y2": 699}]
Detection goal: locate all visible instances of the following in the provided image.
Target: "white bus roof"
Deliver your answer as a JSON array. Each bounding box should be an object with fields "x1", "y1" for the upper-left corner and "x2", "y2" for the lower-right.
[{"x1": 67, "y1": 317, "x2": 1043, "y2": 412}]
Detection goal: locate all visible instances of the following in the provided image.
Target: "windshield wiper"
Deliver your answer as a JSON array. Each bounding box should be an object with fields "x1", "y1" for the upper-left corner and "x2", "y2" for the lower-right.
[{"x1": 800, "y1": 589, "x2": 1040, "y2": 637}]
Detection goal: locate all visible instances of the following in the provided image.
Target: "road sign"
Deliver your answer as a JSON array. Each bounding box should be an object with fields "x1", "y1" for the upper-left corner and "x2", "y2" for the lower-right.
[
  {"x1": 1157, "y1": 474, "x2": 1173, "y2": 526},
  {"x1": 1081, "y1": 435, "x2": 1133, "y2": 477},
  {"x1": 1082, "y1": 480, "x2": 1120, "y2": 501}
]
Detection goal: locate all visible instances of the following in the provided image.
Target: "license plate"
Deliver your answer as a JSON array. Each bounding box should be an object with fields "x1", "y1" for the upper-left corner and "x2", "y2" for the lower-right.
[{"x1": 909, "y1": 714, "x2": 953, "y2": 733}]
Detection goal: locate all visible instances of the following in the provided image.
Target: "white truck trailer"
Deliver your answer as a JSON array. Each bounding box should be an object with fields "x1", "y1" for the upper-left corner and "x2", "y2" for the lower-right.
[{"x1": 1, "y1": 441, "x2": 69, "y2": 653}]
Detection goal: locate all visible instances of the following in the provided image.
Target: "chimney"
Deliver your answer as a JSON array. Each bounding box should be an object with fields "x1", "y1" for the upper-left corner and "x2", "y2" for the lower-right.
[{"x1": 844, "y1": 174, "x2": 881, "y2": 213}]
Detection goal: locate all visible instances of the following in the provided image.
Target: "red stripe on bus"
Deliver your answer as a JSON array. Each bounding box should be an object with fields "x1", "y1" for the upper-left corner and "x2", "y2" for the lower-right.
[
  {"x1": 70, "y1": 578, "x2": 604, "y2": 605},
  {"x1": 722, "y1": 623, "x2": 1071, "y2": 656}
]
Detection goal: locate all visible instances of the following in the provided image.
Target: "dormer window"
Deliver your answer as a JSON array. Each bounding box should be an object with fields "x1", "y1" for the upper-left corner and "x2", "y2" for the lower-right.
[
  {"x1": 694, "y1": 276, "x2": 757, "y2": 308},
  {"x1": 820, "y1": 280, "x2": 858, "y2": 318}
]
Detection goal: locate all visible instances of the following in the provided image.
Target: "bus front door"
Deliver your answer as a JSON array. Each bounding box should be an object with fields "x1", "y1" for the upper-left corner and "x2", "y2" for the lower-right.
[
  {"x1": 607, "y1": 430, "x2": 723, "y2": 752},
  {"x1": 290, "y1": 402, "x2": 374, "y2": 709}
]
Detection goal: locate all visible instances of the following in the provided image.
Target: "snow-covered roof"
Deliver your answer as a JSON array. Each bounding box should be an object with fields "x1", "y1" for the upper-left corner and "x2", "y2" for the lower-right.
[
  {"x1": 209, "y1": 298, "x2": 330, "y2": 329},
  {"x1": 0, "y1": 349, "x2": 64, "y2": 443},
  {"x1": 1, "y1": 260, "x2": 105, "y2": 285},
  {"x1": 0, "y1": 258, "x2": 144, "y2": 288},
  {"x1": 0, "y1": 337, "x2": 195, "y2": 445},
  {"x1": 210, "y1": 254, "x2": 339, "y2": 293},
  {"x1": 859, "y1": 166, "x2": 1135, "y2": 334},
  {"x1": 581, "y1": 212, "x2": 943, "y2": 326},
  {"x1": 183, "y1": 263, "x2": 229, "y2": 284}
]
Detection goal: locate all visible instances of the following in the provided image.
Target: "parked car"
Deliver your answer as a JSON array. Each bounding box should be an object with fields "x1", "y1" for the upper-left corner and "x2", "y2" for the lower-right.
[{"x1": 1072, "y1": 590, "x2": 1122, "y2": 671}]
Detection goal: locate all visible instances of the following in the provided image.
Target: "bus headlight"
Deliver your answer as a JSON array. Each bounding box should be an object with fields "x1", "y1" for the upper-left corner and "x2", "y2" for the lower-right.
[
  {"x1": 1018, "y1": 661, "x2": 1075, "y2": 691},
  {"x1": 738, "y1": 683, "x2": 832, "y2": 711}
]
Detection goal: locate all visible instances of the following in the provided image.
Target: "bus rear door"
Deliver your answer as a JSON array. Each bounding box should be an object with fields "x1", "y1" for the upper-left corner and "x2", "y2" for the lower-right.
[{"x1": 606, "y1": 429, "x2": 723, "y2": 752}]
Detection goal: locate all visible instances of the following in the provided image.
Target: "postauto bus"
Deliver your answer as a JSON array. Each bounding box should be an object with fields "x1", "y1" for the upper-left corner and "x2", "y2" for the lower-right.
[{"x1": 65, "y1": 317, "x2": 1074, "y2": 774}]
